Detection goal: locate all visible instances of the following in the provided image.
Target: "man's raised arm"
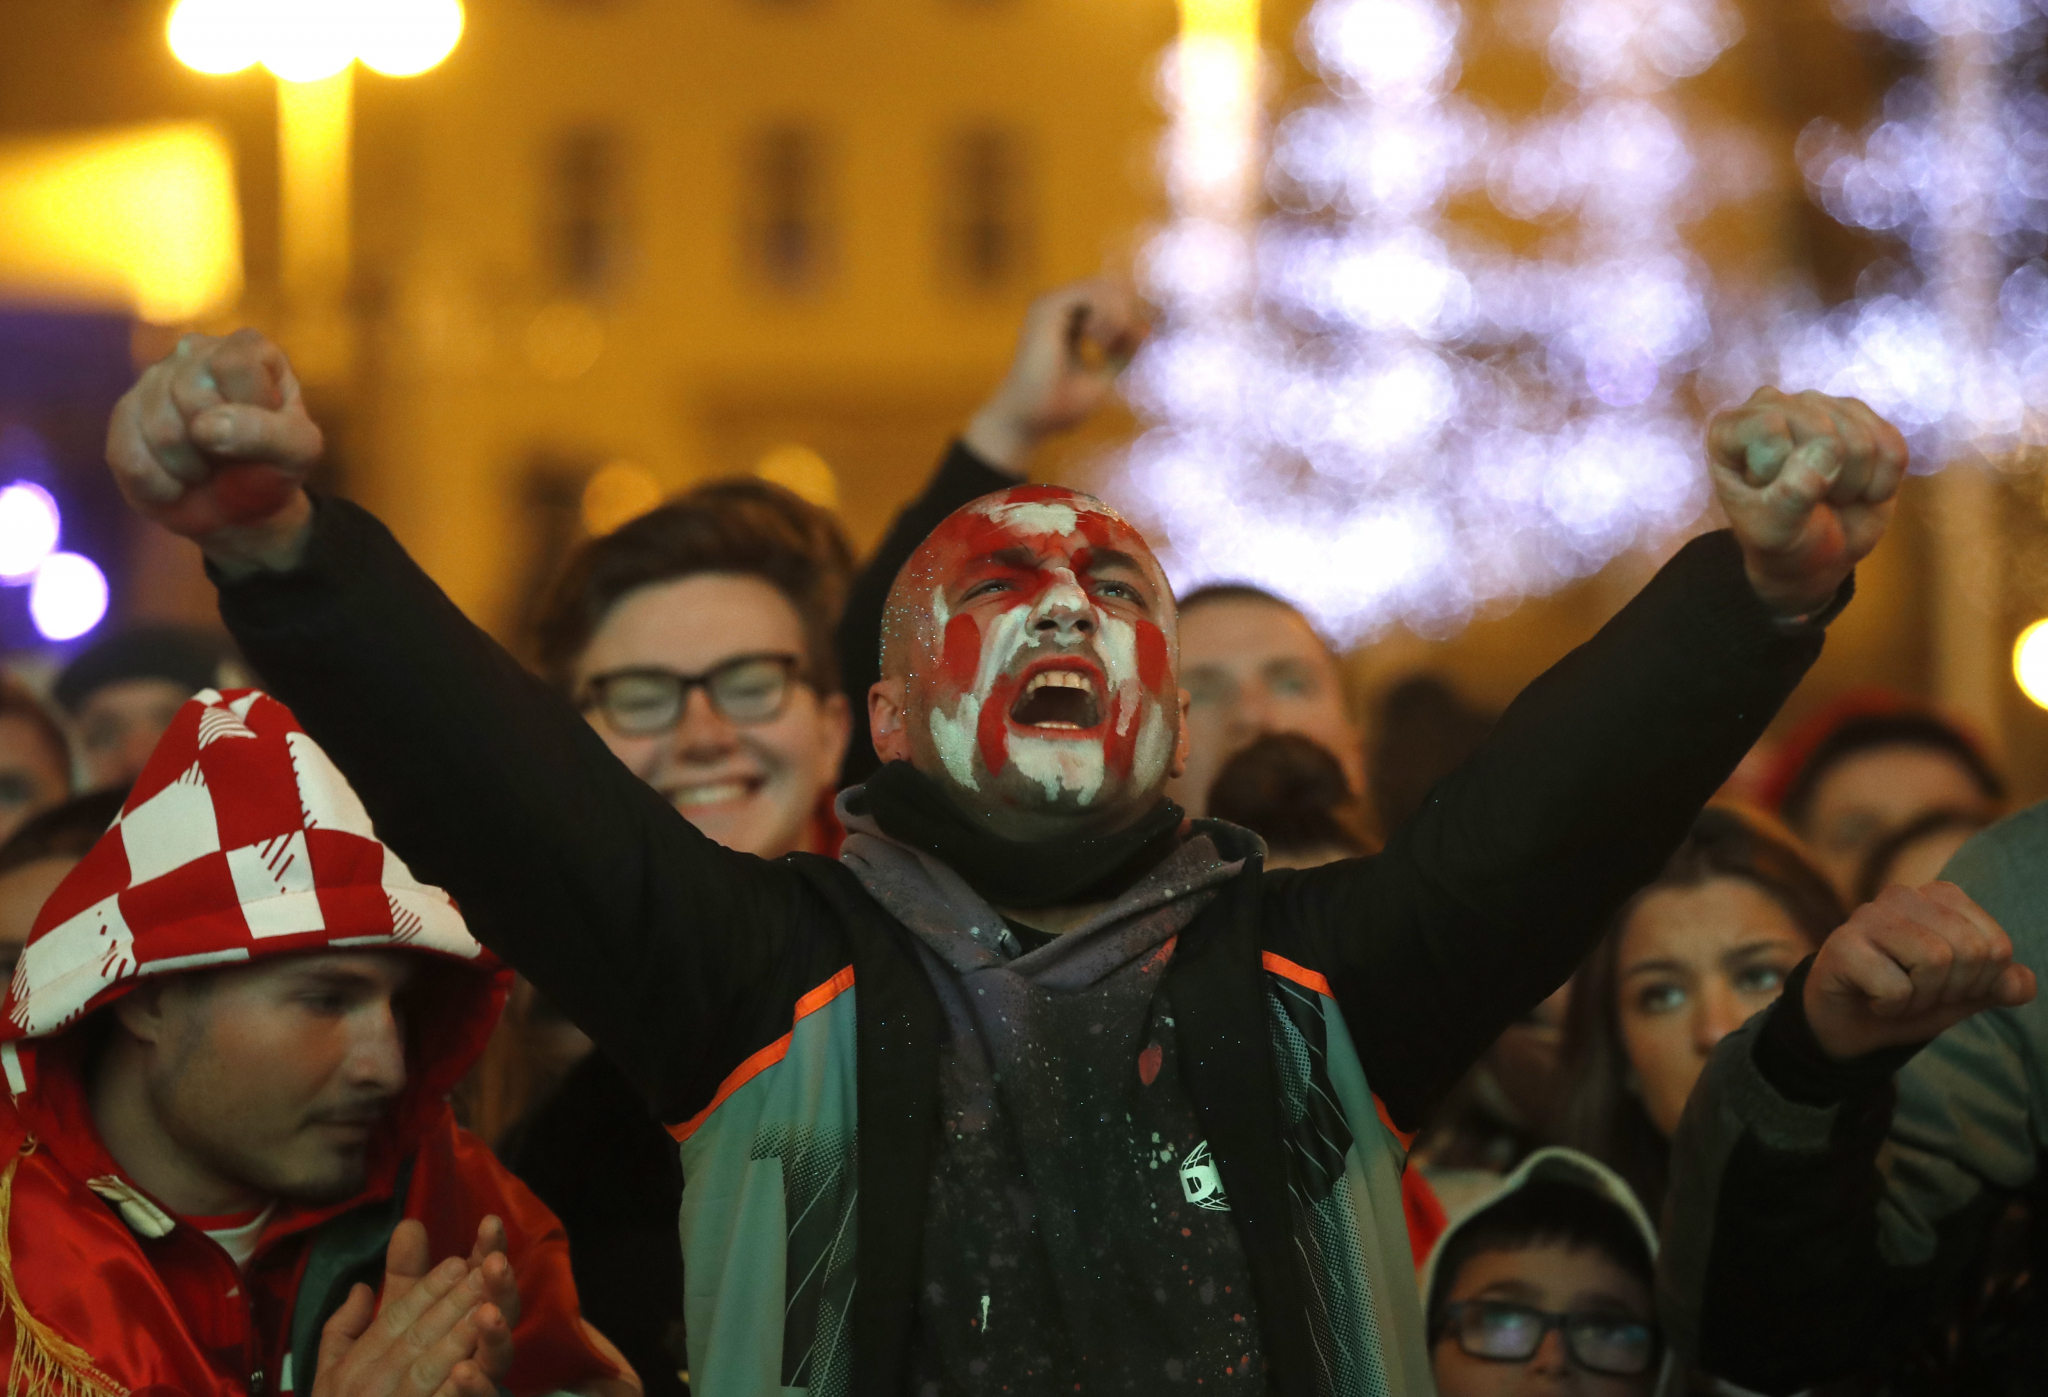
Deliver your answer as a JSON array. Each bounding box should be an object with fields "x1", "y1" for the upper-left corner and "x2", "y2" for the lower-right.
[
  {"x1": 1271, "y1": 388, "x2": 1910, "y2": 1129},
  {"x1": 105, "y1": 330, "x2": 837, "y2": 1123}
]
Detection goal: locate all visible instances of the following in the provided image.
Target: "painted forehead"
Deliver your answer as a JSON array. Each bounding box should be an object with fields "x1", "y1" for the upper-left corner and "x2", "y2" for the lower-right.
[{"x1": 916, "y1": 486, "x2": 1159, "y2": 580}]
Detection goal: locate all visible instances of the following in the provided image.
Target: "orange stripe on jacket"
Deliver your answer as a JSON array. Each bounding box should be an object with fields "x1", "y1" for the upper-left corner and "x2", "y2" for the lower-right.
[
  {"x1": 1261, "y1": 951, "x2": 1333, "y2": 998},
  {"x1": 669, "y1": 965, "x2": 856, "y2": 1143}
]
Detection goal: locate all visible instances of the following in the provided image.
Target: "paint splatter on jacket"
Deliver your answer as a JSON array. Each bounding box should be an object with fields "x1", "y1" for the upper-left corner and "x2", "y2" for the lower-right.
[{"x1": 212, "y1": 498, "x2": 1834, "y2": 1397}]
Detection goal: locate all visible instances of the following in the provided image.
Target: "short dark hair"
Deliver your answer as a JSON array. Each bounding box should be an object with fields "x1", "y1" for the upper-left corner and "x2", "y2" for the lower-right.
[
  {"x1": 1206, "y1": 732, "x2": 1374, "y2": 857},
  {"x1": 1176, "y1": 584, "x2": 1339, "y2": 656},
  {"x1": 52, "y1": 625, "x2": 234, "y2": 714},
  {"x1": 533, "y1": 477, "x2": 854, "y2": 692},
  {"x1": 1554, "y1": 806, "x2": 1844, "y2": 1212},
  {"x1": 0, "y1": 786, "x2": 127, "y2": 877},
  {"x1": 1778, "y1": 712, "x2": 2004, "y2": 832},
  {"x1": 1426, "y1": 1179, "x2": 1655, "y2": 1337}
]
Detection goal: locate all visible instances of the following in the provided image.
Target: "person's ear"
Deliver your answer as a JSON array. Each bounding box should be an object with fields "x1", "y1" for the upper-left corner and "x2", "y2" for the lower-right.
[
  {"x1": 1168, "y1": 688, "x2": 1191, "y2": 781},
  {"x1": 112, "y1": 980, "x2": 172, "y2": 1048},
  {"x1": 870, "y1": 679, "x2": 912, "y2": 764}
]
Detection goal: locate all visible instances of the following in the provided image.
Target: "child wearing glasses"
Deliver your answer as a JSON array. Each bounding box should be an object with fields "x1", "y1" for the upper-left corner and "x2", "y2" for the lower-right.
[{"x1": 1424, "y1": 1148, "x2": 1666, "y2": 1397}]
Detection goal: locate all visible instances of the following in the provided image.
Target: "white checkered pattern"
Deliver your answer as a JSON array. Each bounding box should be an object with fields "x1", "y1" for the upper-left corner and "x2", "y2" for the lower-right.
[{"x1": 4, "y1": 689, "x2": 482, "y2": 1040}]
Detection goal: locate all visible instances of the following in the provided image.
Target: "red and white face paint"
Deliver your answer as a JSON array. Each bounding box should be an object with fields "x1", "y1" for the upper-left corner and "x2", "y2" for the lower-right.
[{"x1": 896, "y1": 486, "x2": 1178, "y2": 813}]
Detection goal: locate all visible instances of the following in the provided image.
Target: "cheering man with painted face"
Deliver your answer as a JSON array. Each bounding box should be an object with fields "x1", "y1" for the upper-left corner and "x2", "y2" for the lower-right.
[{"x1": 108, "y1": 329, "x2": 1904, "y2": 1397}]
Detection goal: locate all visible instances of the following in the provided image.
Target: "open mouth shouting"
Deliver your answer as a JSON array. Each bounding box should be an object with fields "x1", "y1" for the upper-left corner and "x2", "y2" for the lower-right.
[{"x1": 1008, "y1": 664, "x2": 1105, "y2": 733}]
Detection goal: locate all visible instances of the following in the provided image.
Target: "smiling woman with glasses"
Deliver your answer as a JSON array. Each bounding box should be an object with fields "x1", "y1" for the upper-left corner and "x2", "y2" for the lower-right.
[{"x1": 1423, "y1": 1151, "x2": 1665, "y2": 1397}]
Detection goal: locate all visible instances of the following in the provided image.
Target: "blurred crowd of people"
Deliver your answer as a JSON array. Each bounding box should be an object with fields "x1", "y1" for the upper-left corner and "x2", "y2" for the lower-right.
[{"x1": 0, "y1": 280, "x2": 2042, "y2": 1397}]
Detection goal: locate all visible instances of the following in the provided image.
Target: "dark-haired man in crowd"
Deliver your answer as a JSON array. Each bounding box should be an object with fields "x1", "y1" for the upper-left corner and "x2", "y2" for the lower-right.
[
  {"x1": 1168, "y1": 584, "x2": 1366, "y2": 820},
  {"x1": 0, "y1": 689, "x2": 633, "y2": 1397},
  {"x1": 1765, "y1": 693, "x2": 2005, "y2": 901},
  {"x1": 108, "y1": 320, "x2": 1902, "y2": 1394},
  {"x1": 54, "y1": 623, "x2": 238, "y2": 790}
]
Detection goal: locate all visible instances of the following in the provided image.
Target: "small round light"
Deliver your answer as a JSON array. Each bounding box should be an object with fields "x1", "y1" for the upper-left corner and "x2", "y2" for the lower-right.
[
  {"x1": 261, "y1": 0, "x2": 356, "y2": 82},
  {"x1": 29, "y1": 553, "x2": 108, "y2": 643},
  {"x1": 755, "y1": 445, "x2": 839, "y2": 510},
  {"x1": 356, "y1": 0, "x2": 465, "y2": 77},
  {"x1": 582, "y1": 461, "x2": 664, "y2": 536},
  {"x1": 2016, "y1": 620, "x2": 2048, "y2": 710},
  {"x1": 0, "y1": 484, "x2": 60, "y2": 583},
  {"x1": 167, "y1": 0, "x2": 266, "y2": 75}
]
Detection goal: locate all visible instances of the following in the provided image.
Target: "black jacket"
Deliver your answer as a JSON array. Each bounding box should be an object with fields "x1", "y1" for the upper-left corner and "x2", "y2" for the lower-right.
[{"x1": 214, "y1": 501, "x2": 1832, "y2": 1396}]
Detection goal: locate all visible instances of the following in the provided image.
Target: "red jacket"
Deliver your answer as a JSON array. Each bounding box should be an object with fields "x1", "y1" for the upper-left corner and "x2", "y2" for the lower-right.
[
  {"x1": 0, "y1": 1036, "x2": 617, "y2": 1397},
  {"x1": 0, "y1": 691, "x2": 624, "y2": 1397}
]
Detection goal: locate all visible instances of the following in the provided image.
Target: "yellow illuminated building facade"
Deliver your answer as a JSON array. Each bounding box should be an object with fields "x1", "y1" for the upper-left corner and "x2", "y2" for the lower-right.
[{"x1": 339, "y1": 0, "x2": 1180, "y2": 634}]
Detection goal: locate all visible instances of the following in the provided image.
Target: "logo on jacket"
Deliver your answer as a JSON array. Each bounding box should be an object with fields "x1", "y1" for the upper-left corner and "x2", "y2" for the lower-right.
[{"x1": 1180, "y1": 1140, "x2": 1229, "y2": 1211}]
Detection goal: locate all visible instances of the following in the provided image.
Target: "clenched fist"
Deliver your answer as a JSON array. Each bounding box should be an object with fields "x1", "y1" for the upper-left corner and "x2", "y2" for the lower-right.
[
  {"x1": 962, "y1": 279, "x2": 1147, "y2": 471},
  {"x1": 106, "y1": 329, "x2": 321, "y2": 572},
  {"x1": 1804, "y1": 882, "x2": 2036, "y2": 1062},
  {"x1": 1709, "y1": 387, "x2": 1908, "y2": 618}
]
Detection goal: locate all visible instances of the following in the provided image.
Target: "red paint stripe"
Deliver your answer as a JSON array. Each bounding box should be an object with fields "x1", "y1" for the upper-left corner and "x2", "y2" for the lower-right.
[
  {"x1": 1260, "y1": 951, "x2": 1333, "y2": 999},
  {"x1": 669, "y1": 965, "x2": 856, "y2": 1143}
]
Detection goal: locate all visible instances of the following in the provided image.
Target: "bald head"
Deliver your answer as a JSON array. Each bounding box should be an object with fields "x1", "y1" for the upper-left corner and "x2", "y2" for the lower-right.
[{"x1": 868, "y1": 486, "x2": 1188, "y2": 839}]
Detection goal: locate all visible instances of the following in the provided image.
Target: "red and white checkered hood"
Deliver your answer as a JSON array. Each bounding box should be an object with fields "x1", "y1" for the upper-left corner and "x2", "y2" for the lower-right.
[{"x1": 3, "y1": 688, "x2": 484, "y2": 1041}]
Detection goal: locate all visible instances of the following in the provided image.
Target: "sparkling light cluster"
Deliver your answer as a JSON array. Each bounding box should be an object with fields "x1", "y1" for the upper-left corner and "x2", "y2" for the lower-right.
[
  {"x1": 1122, "y1": 0, "x2": 1756, "y2": 642},
  {"x1": 1752, "y1": 0, "x2": 2048, "y2": 453},
  {"x1": 1123, "y1": 0, "x2": 2048, "y2": 642}
]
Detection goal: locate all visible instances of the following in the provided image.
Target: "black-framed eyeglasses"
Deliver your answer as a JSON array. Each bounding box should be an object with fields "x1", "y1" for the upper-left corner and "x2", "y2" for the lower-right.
[
  {"x1": 579, "y1": 654, "x2": 806, "y2": 734},
  {"x1": 1438, "y1": 1300, "x2": 1658, "y2": 1377}
]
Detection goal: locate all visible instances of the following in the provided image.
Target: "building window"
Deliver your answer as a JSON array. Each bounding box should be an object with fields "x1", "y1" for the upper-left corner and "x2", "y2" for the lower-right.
[
  {"x1": 543, "y1": 127, "x2": 625, "y2": 297},
  {"x1": 743, "y1": 124, "x2": 830, "y2": 291},
  {"x1": 941, "y1": 125, "x2": 1030, "y2": 291}
]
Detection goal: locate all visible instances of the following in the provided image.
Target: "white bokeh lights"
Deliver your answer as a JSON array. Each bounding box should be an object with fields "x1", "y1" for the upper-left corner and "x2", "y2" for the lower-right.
[
  {"x1": 1122, "y1": 0, "x2": 1748, "y2": 642},
  {"x1": 1758, "y1": 0, "x2": 2048, "y2": 451},
  {"x1": 28, "y1": 554, "x2": 109, "y2": 644},
  {"x1": 0, "y1": 485, "x2": 61, "y2": 584}
]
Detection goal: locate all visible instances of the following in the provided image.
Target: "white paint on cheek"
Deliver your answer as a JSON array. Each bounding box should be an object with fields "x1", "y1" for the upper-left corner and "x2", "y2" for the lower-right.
[
  {"x1": 1096, "y1": 615, "x2": 1141, "y2": 738},
  {"x1": 924, "y1": 599, "x2": 1032, "y2": 793},
  {"x1": 930, "y1": 585, "x2": 949, "y2": 631},
  {"x1": 1131, "y1": 701, "x2": 1172, "y2": 793},
  {"x1": 929, "y1": 701, "x2": 980, "y2": 791},
  {"x1": 1006, "y1": 732, "x2": 1106, "y2": 806}
]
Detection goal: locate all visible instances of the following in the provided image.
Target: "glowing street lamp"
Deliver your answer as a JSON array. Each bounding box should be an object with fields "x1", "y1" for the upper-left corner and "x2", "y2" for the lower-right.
[{"x1": 166, "y1": 0, "x2": 464, "y2": 381}]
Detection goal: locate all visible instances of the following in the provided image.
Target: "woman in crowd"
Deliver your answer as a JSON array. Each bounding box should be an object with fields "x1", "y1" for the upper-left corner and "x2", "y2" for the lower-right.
[{"x1": 1554, "y1": 806, "x2": 1842, "y2": 1214}]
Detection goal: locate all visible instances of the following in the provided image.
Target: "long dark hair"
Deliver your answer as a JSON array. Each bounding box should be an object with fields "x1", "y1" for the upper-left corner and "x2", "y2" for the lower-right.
[{"x1": 1554, "y1": 806, "x2": 1843, "y2": 1213}]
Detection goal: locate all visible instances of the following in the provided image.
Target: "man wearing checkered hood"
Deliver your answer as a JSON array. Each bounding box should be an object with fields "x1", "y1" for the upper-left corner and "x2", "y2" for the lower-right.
[{"x1": 0, "y1": 688, "x2": 635, "y2": 1397}]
